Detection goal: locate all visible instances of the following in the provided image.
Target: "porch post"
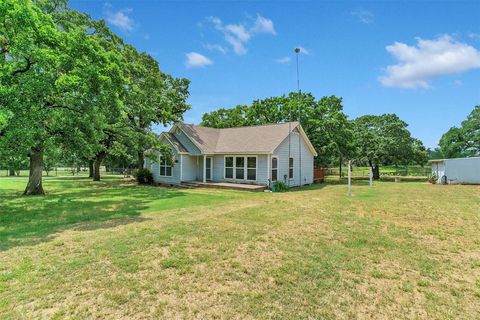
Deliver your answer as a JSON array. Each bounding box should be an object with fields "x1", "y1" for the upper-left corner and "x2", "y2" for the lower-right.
[
  {"x1": 203, "y1": 155, "x2": 206, "y2": 183},
  {"x1": 267, "y1": 154, "x2": 271, "y2": 185},
  {"x1": 180, "y1": 154, "x2": 183, "y2": 182}
]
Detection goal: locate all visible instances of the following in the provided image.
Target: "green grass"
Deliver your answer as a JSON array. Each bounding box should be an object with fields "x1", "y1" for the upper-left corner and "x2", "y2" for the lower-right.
[{"x1": 1, "y1": 177, "x2": 479, "y2": 319}]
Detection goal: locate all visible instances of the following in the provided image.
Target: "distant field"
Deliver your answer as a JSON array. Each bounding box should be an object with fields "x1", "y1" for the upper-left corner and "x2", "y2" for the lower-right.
[
  {"x1": 0, "y1": 168, "x2": 122, "y2": 177},
  {"x1": 1, "y1": 177, "x2": 479, "y2": 319},
  {"x1": 327, "y1": 165, "x2": 431, "y2": 177}
]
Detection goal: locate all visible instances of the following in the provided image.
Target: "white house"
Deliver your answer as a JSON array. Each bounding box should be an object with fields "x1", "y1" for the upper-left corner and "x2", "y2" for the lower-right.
[
  {"x1": 145, "y1": 122, "x2": 318, "y2": 187},
  {"x1": 429, "y1": 157, "x2": 480, "y2": 184}
]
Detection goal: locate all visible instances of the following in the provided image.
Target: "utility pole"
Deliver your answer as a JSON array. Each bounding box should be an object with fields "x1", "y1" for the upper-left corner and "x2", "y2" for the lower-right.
[{"x1": 295, "y1": 47, "x2": 302, "y2": 186}]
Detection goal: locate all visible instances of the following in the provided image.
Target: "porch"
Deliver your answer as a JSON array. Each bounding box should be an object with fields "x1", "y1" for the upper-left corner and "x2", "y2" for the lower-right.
[{"x1": 181, "y1": 181, "x2": 266, "y2": 192}]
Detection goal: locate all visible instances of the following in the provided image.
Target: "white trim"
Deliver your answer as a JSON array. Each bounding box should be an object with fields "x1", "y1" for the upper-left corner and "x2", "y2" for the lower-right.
[
  {"x1": 203, "y1": 155, "x2": 206, "y2": 183},
  {"x1": 271, "y1": 155, "x2": 279, "y2": 182},
  {"x1": 180, "y1": 154, "x2": 183, "y2": 181},
  {"x1": 288, "y1": 156, "x2": 294, "y2": 180},
  {"x1": 296, "y1": 124, "x2": 317, "y2": 156},
  {"x1": 159, "y1": 154, "x2": 173, "y2": 177},
  {"x1": 205, "y1": 156, "x2": 213, "y2": 181}
]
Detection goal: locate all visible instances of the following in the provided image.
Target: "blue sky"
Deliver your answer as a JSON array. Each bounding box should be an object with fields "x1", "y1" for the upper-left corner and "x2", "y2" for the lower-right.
[{"x1": 70, "y1": 1, "x2": 480, "y2": 148}]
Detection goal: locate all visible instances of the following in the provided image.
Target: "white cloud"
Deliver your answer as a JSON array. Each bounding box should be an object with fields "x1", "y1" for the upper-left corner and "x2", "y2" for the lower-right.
[
  {"x1": 207, "y1": 14, "x2": 276, "y2": 55},
  {"x1": 275, "y1": 56, "x2": 291, "y2": 64},
  {"x1": 185, "y1": 52, "x2": 213, "y2": 68},
  {"x1": 205, "y1": 44, "x2": 228, "y2": 54},
  {"x1": 143, "y1": 33, "x2": 150, "y2": 40},
  {"x1": 105, "y1": 5, "x2": 135, "y2": 31},
  {"x1": 251, "y1": 14, "x2": 276, "y2": 35},
  {"x1": 379, "y1": 35, "x2": 480, "y2": 89},
  {"x1": 350, "y1": 9, "x2": 374, "y2": 24},
  {"x1": 454, "y1": 79, "x2": 463, "y2": 86}
]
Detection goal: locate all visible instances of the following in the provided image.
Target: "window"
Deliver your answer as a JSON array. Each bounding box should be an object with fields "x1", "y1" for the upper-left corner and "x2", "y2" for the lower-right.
[
  {"x1": 289, "y1": 157, "x2": 294, "y2": 179},
  {"x1": 271, "y1": 157, "x2": 278, "y2": 181},
  {"x1": 225, "y1": 157, "x2": 233, "y2": 179},
  {"x1": 159, "y1": 155, "x2": 172, "y2": 177},
  {"x1": 235, "y1": 157, "x2": 245, "y2": 180},
  {"x1": 247, "y1": 157, "x2": 256, "y2": 181}
]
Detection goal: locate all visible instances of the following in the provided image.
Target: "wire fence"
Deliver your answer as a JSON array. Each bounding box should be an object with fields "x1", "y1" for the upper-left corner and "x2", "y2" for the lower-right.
[{"x1": 325, "y1": 166, "x2": 431, "y2": 178}]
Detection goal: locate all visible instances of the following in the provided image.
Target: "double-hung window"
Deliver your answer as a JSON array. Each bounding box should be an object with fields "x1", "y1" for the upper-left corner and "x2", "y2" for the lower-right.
[
  {"x1": 247, "y1": 157, "x2": 256, "y2": 181},
  {"x1": 225, "y1": 157, "x2": 234, "y2": 179},
  {"x1": 159, "y1": 155, "x2": 172, "y2": 177},
  {"x1": 271, "y1": 157, "x2": 278, "y2": 181},
  {"x1": 289, "y1": 157, "x2": 294, "y2": 179}
]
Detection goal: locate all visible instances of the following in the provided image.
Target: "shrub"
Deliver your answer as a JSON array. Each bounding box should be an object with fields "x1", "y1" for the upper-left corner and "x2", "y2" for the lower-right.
[
  {"x1": 428, "y1": 173, "x2": 438, "y2": 184},
  {"x1": 135, "y1": 168, "x2": 154, "y2": 185},
  {"x1": 274, "y1": 181, "x2": 289, "y2": 192}
]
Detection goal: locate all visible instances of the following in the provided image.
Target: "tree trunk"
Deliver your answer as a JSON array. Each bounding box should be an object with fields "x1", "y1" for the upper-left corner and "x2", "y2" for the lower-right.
[
  {"x1": 23, "y1": 146, "x2": 45, "y2": 195},
  {"x1": 373, "y1": 165, "x2": 380, "y2": 180},
  {"x1": 368, "y1": 160, "x2": 381, "y2": 180},
  {"x1": 88, "y1": 160, "x2": 94, "y2": 178},
  {"x1": 339, "y1": 157, "x2": 342, "y2": 178},
  {"x1": 93, "y1": 152, "x2": 106, "y2": 181},
  {"x1": 8, "y1": 168, "x2": 15, "y2": 176},
  {"x1": 138, "y1": 151, "x2": 145, "y2": 171}
]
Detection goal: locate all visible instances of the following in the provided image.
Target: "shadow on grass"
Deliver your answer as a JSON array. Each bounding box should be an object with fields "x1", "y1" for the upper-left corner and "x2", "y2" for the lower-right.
[{"x1": 0, "y1": 179, "x2": 188, "y2": 252}]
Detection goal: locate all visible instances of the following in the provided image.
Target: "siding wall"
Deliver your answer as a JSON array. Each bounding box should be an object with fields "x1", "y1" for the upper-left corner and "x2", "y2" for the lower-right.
[
  {"x1": 151, "y1": 138, "x2": 181, "y2": 184},
  {"x1": 181, "y1": 155, "x2": 197, "y2": 181},
  {"x1": 173, "y1": 129, "x2": 201, "y2": 155},
  {"x1": 443, "y1": 158, "x2": 480, "y2": 184},
  {"x1": 273, "y1": 130, "x2": 314, "y2": 186}
]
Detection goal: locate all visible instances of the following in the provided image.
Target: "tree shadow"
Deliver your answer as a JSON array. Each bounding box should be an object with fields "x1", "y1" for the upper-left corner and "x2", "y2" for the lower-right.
[{"x1": 0, "y1": 180, "x2": 188, "y2": 252}]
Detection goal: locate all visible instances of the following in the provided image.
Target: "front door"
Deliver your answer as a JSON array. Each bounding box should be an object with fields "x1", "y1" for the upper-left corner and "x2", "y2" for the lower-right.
[{"x1": 206, "y1": 157, "x2": 213, "y2": 180}]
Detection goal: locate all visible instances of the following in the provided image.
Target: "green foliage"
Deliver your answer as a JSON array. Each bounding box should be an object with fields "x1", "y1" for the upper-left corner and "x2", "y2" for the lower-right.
[
  {"x1": 273, "y1": 181, "x2": 289, "y2": 192},
  {"x1": 134, "y1": 168, "x2": 154, "y2": 185},
  {"x1": 439, "y1": 106, "x2": 479, "y2": 158},
  {"x1": 353, "y1": 114, "x2": 427, "y2": 169},
  {"x1": 0, "y1": 0, "x2": 190, "y2": 191}
]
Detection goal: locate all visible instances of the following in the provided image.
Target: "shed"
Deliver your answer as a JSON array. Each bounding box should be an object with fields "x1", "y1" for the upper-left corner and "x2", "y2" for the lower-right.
[{"x1": 429, "y1": 157, "x2": 480, "y2": 184}]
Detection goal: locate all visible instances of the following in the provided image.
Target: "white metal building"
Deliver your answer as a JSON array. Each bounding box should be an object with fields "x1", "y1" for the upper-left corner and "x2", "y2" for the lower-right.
[{"x1": 429, "y1": 157, "x2": 480, "y2": 184}]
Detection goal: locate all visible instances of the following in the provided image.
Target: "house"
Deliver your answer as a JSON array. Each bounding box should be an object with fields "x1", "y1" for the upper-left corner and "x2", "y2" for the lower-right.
[
  {"x1": 429, "y1": 156, "x2": 480, "y2": 184},
  {"x1": 144, "y1": 121, "x2": 318, "y2": 187}
]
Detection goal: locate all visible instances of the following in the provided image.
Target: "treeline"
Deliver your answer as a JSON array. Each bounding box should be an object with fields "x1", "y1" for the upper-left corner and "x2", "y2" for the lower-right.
[
  {"x1": 0, "y1": 0, "x2": 189, "y2": 195},
  {"x1": 201, "y1": 92, "x2": 429, "y2": 179},
  {"x1": 429, "y1": 106, "x2": 479, "y2": 159}
]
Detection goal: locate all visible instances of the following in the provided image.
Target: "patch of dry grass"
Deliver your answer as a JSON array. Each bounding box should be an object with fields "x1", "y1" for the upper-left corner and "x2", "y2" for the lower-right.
[{"x1": 1, "y1": 177, "x2": 479, "y2": 319}]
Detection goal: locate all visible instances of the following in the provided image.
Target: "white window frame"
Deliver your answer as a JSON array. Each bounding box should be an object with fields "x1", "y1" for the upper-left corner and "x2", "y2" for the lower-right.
[
  {"x1": 246, "y1": 156, "x2": 257, "y2": 181},
  {"x1": 289, "y1": 157, "x2": 294, "y2": 180},
  {"x1": 271, "y1": 156, "x2": 279, "y2": 181},
  {"x1": 223, "y1": 155, "x2": 257, "y2": 181},
  {"x1": 224, "y1": 156, "x2": 234, "y2": 179},
  {"x1": 159, "y1": 154, "x2": 172, "y2": 177}
]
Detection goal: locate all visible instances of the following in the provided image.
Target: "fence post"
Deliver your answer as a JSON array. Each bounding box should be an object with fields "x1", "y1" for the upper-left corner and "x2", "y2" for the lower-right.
[{"x1": 348, "y1": 160, "x2": 351, "y2": 196}]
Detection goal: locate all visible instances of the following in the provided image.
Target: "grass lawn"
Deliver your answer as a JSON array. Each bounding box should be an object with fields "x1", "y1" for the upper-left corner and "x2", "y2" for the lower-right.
[{"x1": 1, "y1": 177, "x2": 479, "y2": 319}]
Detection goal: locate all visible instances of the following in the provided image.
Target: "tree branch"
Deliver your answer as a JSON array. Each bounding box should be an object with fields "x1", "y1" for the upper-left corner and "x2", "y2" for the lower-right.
[{"x1": 11, "y1": 57, "x2": 34, "y2": 77}]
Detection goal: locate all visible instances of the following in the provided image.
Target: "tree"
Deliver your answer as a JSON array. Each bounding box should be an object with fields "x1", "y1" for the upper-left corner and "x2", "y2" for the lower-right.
[
  {"x1": 439, "y1": 127, "x2": 467, "y2": 158},
  {"x1": 438, "y1": 106, "x2": 480, "y2": 158},
  {"x1": 123, "y1": 45, "x2": 190, "y2": 170},
  {"x1": 0, "y1": 0, "x2": 124, "y2": 194},
  {"x1": 354, "y1": 114, "x2": 426, "y2": 179},
  {"x1": 201, "y1": 105, "x2": 251, "y2": 128},
  {"x1": 201, "y1": 92, "x2": 354, "y2": 168}
]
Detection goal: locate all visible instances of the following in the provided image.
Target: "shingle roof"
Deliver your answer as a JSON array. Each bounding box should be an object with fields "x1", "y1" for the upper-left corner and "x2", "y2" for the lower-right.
[
  {"x1": 177, "y1": 122, "x2": 305, "y2": 154},
  {"x1": 162, "y1": 132, "x2": 189, "y2": 153}
]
